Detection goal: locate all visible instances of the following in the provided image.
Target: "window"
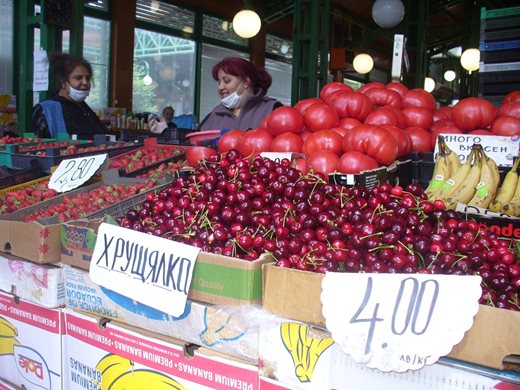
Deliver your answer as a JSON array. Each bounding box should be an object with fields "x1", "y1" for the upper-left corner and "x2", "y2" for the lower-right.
[
  {"x1": 132, "y1": 28, "x2": 196, "y2": 116},
  {"x1": 0, "y1": 0, "x2": 13, "y2": 93}
]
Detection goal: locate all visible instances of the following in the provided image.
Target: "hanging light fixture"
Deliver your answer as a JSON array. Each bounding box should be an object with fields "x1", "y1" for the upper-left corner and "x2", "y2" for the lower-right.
[
  {"x1": 460, "y1": 48, "x2": 480, "y2": 73},
  {"x1": 353, "y1": 53, "x2": 374, "y2": 74},
  {"x1": 232, "y1": 1, "x2": 261, "y2": 38},
  {"x1": 140, "y1": 61, "x2": 153, "y2": 86},
  {"x1": 444, "y1": 70, "x2": 456, "y2": 82},
  {"x1": 424, "y1": 77, "x2": 435, "y2": 93},
  {"x1": 372, "y1": 0, "x2": 405, "y2": 28}
]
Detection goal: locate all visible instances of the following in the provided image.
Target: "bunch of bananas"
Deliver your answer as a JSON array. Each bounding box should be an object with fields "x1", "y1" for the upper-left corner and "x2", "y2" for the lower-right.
[
  {"x1": 489, "y1": 156, "x2": 520, "y2": 216},
  {"x1": 428, "y1": 143, "x2": 501, "y2": 210},
  {"x1": 424, "y1": 136, "x2": 462, "y2": 198}
]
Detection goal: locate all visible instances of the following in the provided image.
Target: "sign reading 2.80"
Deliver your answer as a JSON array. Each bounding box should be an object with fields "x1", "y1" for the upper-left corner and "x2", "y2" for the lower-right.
[
  {"x1": 49, "y1": 154, "x2": 108, "y2": 192},
  {"x1": 321, "y1": 273, "x2": 482, "y2": 372}
]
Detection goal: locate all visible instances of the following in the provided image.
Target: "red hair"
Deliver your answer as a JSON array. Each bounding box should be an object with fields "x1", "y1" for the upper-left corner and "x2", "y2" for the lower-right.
[{"x1": 212, "y1": 57, "x2": 272, "y2": 95}]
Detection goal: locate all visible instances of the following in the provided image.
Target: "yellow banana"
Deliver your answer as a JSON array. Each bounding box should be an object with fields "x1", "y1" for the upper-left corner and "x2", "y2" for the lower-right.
[
  {"x1": 109, "y1": 370, "x2": 186, "y2": 390},
  {"x1": 0, "y1": 336, "x2": 20, "y2": 355},
  {"x1": 467, "y1": 151, "x2": 496, "y2": 209},
  {"x1": 425, "y1": 138, "x2": 452, "y2": 197},
  {"x1": 0, "y1": 316, "x2": 18, "y2": 338},
  {"x1": 430, "y1": 147, "x2": 476, "y2": 201},
  {"x1": 480, "y1": 150, "x2": 500, "y2": 198},
  {"x1": 490, "y1": 157, "x2": 519, "y2": 212},
  {"x1": 444, "y1": 141, "x2": 462, "y2": 175},
  {"x1": 95, "y1": 353, "x2": 133, "y2": 389},
  {"x1": 280, "y1": 322, "x2": 333, "y2": 382},
  {"x1": 443, "y1": 149, "x2": 482, "y2": 209},
  {"x1": 501, "y1": 178, "x2": 520, "y2": 217}
]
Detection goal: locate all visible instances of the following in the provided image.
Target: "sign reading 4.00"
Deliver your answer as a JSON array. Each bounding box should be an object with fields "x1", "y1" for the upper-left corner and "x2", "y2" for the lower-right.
[
  {"x1": 48, "y1": 154, "x2": 108, "y2": 192},
  {"x1": 321, "y1": 273, "x2": 482, "y2": 372}
]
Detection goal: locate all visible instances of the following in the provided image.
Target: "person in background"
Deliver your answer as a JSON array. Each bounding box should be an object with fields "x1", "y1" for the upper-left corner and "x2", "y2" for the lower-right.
[
  {"x1": 198, "y1": 57, "x2": 282, "y2": 130},
  {"x1": 162, "y1": 106, "x2": 176, "y2": 126},
  {"x1": 32, "y1": 52, "x2": 108, "y2": 140}
]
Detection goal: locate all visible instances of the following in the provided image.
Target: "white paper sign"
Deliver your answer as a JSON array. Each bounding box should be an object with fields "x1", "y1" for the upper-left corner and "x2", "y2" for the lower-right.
[
  {"x1": 434, "y1": 134, "x2": 519, "y2": 166},
  {"x1": 33, "y1": 50, "x2": 49, "y2": 92},
  {"x1": 321, "y1": 273, "x2": 482, "y2": 372},
  {"x1": 89, "y1": 223, "x2": 200, "y2": 317},
  {"x1": 48, "y1": 154, "x2": 108, "y2": 192},
  {"x1": 260, "y1": 152, "x2": 305, "y2": 162}
]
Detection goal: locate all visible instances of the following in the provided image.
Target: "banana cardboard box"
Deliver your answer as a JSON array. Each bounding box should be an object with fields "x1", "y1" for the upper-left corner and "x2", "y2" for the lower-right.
[
  {"x1": 0, "y1": 290, "x2": 62, "y2": 390},
  {"x1": 0, "y1": 253, "x2": 64, "y2": 308},
  {"x1": 63, "y1": 309, "x2": 259, "y2": 390},
  {"x1": 63, "y1": 264, "x2": 260, "y2": 363},
  {"x1": 258, "y1": 321, "x2": 519, "y2": 390},
  {"x1": 0, "y1": 378, "x2": 18, "y2": 390}
]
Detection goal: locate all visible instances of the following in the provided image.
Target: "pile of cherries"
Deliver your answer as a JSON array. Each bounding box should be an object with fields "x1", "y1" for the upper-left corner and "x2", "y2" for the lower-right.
[{"x1": 119, "y1": 150, "x2": 519, "y2": 310}]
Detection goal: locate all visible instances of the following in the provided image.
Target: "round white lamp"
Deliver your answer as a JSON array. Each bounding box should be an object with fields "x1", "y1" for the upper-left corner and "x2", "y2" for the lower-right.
[
  {"x1": 460, "y1": 48, "x2": 480, "y2": 73},
  {"x1": 424, "y1": 77, "x2": 435, "y2": 93},
  {"x1": 353, "y1": 53, "x2": 374, "y2": 74},
  {"x1": 444, "y1": 70, "x2": 456, "y2": 82},
  {"x1": 232, "y1": 10, "x2": 261, "y2": 38},
  {"x1": 372, "y1": 0, "x2": 405, "y2": 28},
  {"x1": 143, "y1": 74, "x2": 153, "y2": 86}
]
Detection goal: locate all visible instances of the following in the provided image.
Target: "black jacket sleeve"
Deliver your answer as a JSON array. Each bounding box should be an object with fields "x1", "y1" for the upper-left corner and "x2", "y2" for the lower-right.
[{"x1": 31, "y1": 104, "x2": 52, "y2": 138}]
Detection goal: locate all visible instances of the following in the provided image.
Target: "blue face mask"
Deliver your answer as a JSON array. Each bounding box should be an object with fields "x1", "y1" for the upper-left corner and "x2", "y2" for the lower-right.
[{"x1": 67, "y1": 83, "x2": 90, "y2": 102}]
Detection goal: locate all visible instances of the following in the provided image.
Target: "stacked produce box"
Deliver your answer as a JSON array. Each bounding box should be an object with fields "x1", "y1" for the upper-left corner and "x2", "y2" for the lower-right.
[{"x1": 0, "y1": 83, "x2": 519, "y2": 390}]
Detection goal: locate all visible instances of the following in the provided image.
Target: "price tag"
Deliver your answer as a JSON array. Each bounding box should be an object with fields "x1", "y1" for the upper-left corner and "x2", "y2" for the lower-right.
[
  {"x1": 89, "y1": 223, "x2": 200, "y2": 317},
  {"x1": 260, "y1": 152, "x2": 305, "y2": 162},
  {"x1": 48, "y1": 154, "x2": 108, "y2": 192},
  {"x1": 434, "y1": 134, "x2": 518, "y2": 166},
  {"x1": 321, "y1": 273, "x2": 481, "y2": 372}
]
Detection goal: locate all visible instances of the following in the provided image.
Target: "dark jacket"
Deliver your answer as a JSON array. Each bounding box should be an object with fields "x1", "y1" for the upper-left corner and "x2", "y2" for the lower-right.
[
  {"x1": 198, "y1": 92, "x2": 282, "y2": 131},
  {"x1": 32, "y1": 96, "x2": 108, "y2": 140}
]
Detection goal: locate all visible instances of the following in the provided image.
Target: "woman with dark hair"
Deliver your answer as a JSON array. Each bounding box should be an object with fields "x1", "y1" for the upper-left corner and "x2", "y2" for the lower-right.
[{"x1": 32, "y1": 52, "x2": 108, "y2": 140}]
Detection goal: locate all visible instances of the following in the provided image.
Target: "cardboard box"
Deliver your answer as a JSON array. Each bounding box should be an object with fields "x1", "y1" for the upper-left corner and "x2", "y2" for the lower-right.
[
  {"x1": 0, "y1": 378, "x2": 18, "y2": 390},
  {"x1": 262, "y1": 264, "x2": 520, "y2": 372},
  {"x1": 62, "y1": 309, "x2": 259, "y2": 390},
  {"x1": 456, "y1": 203, "x2": 520, "y2": 240},
  {"x1": 0, "y1": 253, "x2": 64, "y2": 308},
  {"x1": 62, "y1": 218, "x2": 273, "y2": 305},
  {"x1": 0, "y1": 291, "x2": 62, "y2": 389},
  {"x1": 64, "y1": 265, "x2": 260, "y2": 362},
  {"x1": 258, "y1": 321, "x2": 518, "y2": 389}
]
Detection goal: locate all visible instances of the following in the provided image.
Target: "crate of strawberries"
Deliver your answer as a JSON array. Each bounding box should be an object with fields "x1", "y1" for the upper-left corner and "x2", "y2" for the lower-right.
[{"x1": 0, "y1": 133, "x2": 57, "y2": 166}]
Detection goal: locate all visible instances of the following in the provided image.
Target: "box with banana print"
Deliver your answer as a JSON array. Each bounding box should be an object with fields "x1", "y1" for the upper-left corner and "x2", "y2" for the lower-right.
[
  {"x1": 258, "y1": 321, "x2": 518, "y2": 390},
  {"x1": 63, "y1": 309, "x2": 259, "y2": 390},
  {"x1": 63, "y1": 264, "x2": 260, "y2": 363},
  {"x1": 0, "y1": 290, "x2": 62, "y2": 390}
]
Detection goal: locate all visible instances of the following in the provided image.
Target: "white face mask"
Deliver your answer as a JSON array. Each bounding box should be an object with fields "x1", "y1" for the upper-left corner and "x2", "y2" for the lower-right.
[
  {"x1": 67, "y1": 83, "x2": 90, "y2": 102},
  {"x1": 221, "y1": 90, "x2": 244, "y2": 109}
]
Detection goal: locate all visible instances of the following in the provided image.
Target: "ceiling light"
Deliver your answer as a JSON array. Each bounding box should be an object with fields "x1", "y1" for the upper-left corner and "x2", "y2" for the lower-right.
[
  {"x1": 444, "y1": 70, "x2": 456, "y2": 82},
  {"x1": 372, "y1": 0, "x2": 405, "y2": 28},
  {"x1": 460, "y1": 48, "x2": 480, "y2": 73},
  {"x1": 424, "y1": 77, "x2": 435, "y2": 93},
  {"x1": 353, "y1": 53, "x2": 374, "y2": 74},
  {"x1": 232, "y1": 9, "x2": 261, "y2": 38}
]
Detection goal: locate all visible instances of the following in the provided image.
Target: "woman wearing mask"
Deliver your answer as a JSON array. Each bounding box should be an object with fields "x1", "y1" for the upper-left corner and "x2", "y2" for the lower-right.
[
  {"x1": 149, "y1": 57, "x2": 282, "y2": 134},
  {"x1": 32, "y1": 53, "x2": 108, "y2": 140}
]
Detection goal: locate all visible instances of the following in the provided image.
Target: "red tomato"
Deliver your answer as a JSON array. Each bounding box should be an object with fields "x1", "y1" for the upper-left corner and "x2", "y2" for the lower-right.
[
  {"x1": 468, "y1": 129, "x2": 493, "y2": 135},
  {"x1": 259, "y1": 115, "x2": 269, "y2": 129},
  {"x1": 300, "y1": 129, "x2": 312, "y2": 142},
  {"x1": 365, "y1": 106, "x2": 406, "y2": 128},
  {"x1": 433, "y1": 106, "x2": 453, "y2": 122},
  {"x1": 342, "y1": 125, "x2": 398, "y2": 166},
  {"x1": 291, "y1": 158, "x2": 309, "y2": 175},
  {"x1": 403, "y1": 127, "x2": 433, "y2": 153},
  {"x1": 452, "y1": 97, "x2": 496, "y2": 131},
  {"x1": 430, "y1": 126, "x2": 462, "y2": 149},
  {"x1": 237, "y1": 128, "x2": 273, "y2": 157},
  {"x1": 490, "y1": 116, "x2": 520, "y2": 136},
  {"x1": 379, "y1": 125, "x2": 410, "y2": 157},
  {"x1": 337, "y1": 151, "x2": 379, "y2": 174},
  {"x1": 339, "y1": 117, "x2": 362, "y2": 130},
  {"x1": 403, "y1": 88, "x2": 437, "y2": 112},
  {"x1": 329, "y1": 91, "x2": 373, "y2": 121},
  {"x1": 358, "y1": 82, "x2": 386, "y2": 94},
  {"x1": 403, "y1": 106, "x2": 433, "y2": 130},
  {"x1": 302, "y1": 129, "x2": 343, "y2": 157},
  {"x1": 271, "y1": 132, "x2": 303, "y2": 153},
  {"x1": 504, "y1": 91, "x2": 520, "y2": 104},
  {"x1": 306, "y1": 151, "x2": 339, "y2": 176},
  {"x1": 363, "y1": 88, "x2": 403, "y2": 109},
  {"x1": 319, "y1": 82, "x2": 354, "y2": 101},
  {"x1": 217, "y1": 129, "x2": 245, "y2": 154},
  {"x1": 266, "y1": 106, "x2": 304, "y2": 135},
  {"x1": 303, "y1": 103, "x2": 339, "y2": 132},
  {"x1": 294, "y1": 98, "x2": 323, "y2": 115},
  {"x1": 186, "y1": 146, "x2": 217, "y2": 167},
  {"x1": 497, "y1": 102, "x2": 520, "y2": 119},
  {"x1": 385, "y1": 82, "x2": 409, "y2": 97},
  {"x1": 329, "y1": 126, "x2": 350, "y2": 137}
]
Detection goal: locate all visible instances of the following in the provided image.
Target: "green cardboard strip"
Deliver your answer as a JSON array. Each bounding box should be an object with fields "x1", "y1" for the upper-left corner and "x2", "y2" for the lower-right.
[{"x1": 190, "y1": 262, "x2": 263, "y2": 300}]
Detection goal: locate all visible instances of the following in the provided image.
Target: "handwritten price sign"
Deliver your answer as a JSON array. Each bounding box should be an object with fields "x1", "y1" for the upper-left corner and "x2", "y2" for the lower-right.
[
  {"x1": 48, "y1": 154, "x2": 108, "y2": 192},
  {"x1": 321, "y1": 273, "x2": 482, "y2": 372}
]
